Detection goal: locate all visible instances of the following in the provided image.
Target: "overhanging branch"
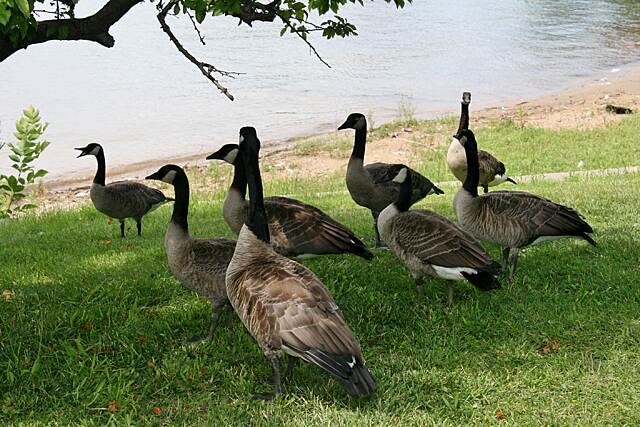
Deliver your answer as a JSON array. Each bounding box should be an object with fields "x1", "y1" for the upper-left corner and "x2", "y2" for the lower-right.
[
  {"x1": 157, "y1": 0, "x2": 240, "y2": 101},
  {"x1": 0, "y1": 0, "x2": 142, "y2": 62}
]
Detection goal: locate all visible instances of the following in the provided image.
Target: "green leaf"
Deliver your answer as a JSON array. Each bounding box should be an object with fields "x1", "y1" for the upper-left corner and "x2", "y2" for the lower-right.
[
  {"x1": 15, "y1": 0, "x2": 30, "y2": 18},
  {"x1": 0, "y1": 5, "x2": 11, "y2": 27}
]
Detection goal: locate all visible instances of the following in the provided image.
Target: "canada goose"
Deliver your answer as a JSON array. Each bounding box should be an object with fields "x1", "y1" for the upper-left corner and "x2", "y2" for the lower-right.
[
  {"x1": 446, "y1": 92, "x2": 516, "y2": 193},
  {"x1": 453, "y1": 129, "x2": 596, "y2": 280},
  {"x1": 378, "y1": 168, "x2": 500, "y2": 306},
  {"x1": 206, "y1": 144, "x2": 373, "y2": 260},
  {"x1": 226, "y1": 127, "x2": 375, "y2": 400},
  {"x1": 338, "y1": 113, "x2": 444, "y2": 247},
  {"x1": 75, "y1": 143, "x2": 173, "y2": 237},
  {"x1": 146, "y1": 164, "x2": 236, "y2": 342}
]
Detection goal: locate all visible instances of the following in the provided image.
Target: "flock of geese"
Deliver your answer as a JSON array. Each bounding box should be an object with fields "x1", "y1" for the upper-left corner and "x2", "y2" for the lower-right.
[{"x1": 74, "y1": 92, "x2": 596, "y2": 400}]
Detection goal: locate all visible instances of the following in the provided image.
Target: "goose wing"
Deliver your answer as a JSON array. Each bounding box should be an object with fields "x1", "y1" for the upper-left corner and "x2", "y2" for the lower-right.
[
  {"x1": 366, "y1": 162, "x2": 444, "y2": 202},
  {"x1": 482, "y1": 191, "x2": 594, "y2": 244},
  {"x1": 104, "y1": 181, "x2": 170, "y2": 216},
  {"x1": 478, "y1": 150, "x2": 504, "y2": 176},
  {"x1": 236, "y1": 260, "x2": 374, "y2": 395},
  {"x1": 189, "y1": 237, "x2": 236, "y2": 275},
  {"x1": 264, "y1": 196, "x2": 372, "y2": 259},
  {"x1": 390, "y1": 210, "x2": 493, "y2": 268}
]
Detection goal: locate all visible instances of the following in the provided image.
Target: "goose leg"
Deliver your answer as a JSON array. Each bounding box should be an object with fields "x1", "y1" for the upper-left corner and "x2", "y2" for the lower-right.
[
  {"x1": 371, "y1": 211, "x2": 387, "y2": 248},
  {"x1": 447, "y1": 282, "x2": 454, "y2": 306},
  {"x1": 119, "y1": 220, "x2": 125, "y2": 238},
  {"x1": 509, "y1": 248, "x2": 519, "y2": 281},
  {"x1": 136, "y1": 219, "x2": 142, "y2": 236},
  {"x1": 415, "y1": 277, "x2": 425, "y2": 302},
  {"x1": 284, "y1": 355, "x2": 297, "y2": 385},
  {"x1": 186, "y1": 300, "x2": 224, "y2": 343},
  {"x1": 225, "y1": 304, "x2": 235, "y2": 331},
  {"x1": 501, "y1": 247, "x2": 511, "y2": 271},
  {"x1": 254, "y1": 356, "x2": 282, "y2": 401}
]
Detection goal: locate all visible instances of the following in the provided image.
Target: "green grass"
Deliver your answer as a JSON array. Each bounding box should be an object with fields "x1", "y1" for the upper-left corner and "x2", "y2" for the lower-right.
[{"x1": 1, "y1": 117, "x2": 640, "y2": 425}]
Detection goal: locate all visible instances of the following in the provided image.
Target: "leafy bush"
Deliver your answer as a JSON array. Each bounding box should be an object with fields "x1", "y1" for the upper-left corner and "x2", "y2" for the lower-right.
[{"x1": 0, "y1": 106, "x2": 50, "y2": 218}]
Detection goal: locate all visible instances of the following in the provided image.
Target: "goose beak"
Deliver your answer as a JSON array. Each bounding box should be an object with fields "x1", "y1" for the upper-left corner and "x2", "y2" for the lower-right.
[
  {"x1": 337, "y1": 120, "x2": 350, "y2": 130},
  {"x1": 145, "y1": 171, "x2": 160, "y2": 180},
  {"x1": 74, "y1": 147, "x2": 87, "y2": 158},
  {"x1": 205, "y1": 152, "x2": 219, "y2": 160}
]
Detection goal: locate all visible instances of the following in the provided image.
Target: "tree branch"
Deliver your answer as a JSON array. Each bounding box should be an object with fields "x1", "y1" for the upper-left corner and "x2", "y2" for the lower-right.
[
  {"x1": 0, "y1": 0, "x2": 142, "y2": 62},
  {"x1": 157, "y1": 0, "x2": 238, "y2": 101}
]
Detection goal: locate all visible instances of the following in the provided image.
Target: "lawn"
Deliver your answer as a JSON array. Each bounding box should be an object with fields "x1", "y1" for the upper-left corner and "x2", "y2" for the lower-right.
[{"x1": 1, "y1": 117, "x2": 639, "y2": 425}]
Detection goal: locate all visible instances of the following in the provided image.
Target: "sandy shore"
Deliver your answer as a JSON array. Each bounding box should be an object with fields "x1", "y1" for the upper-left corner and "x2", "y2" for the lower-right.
[{"x1": 33, "y1": 66, "x2": 640, "y2": 212}]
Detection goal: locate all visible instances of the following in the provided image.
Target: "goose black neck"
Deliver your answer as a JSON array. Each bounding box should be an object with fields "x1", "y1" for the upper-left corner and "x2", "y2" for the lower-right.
[
  {"x1": 93, "y1": 150, "x2": 106, "y2": 186},
  {"x1": 242, "y1": 145, "x2": 270, "y2": 243},
  {"x1": 396, "y1": 173, "x2": 412, "y2": 212},
  {"x1": 462, "y1": 137, "x2": 480, "y2": 197},
  {"x1": 230, "y1": 157, "x2": 248, "y2": 198},
  {"x1": 456, "y1": 102, "x2": 469, "y2": 135},
  {"x1": 170, "y1": 173, "x2": 190, "y2": 233},
  {"x1": 351, "y1": 127, "x2": 367, "y2": 160}
]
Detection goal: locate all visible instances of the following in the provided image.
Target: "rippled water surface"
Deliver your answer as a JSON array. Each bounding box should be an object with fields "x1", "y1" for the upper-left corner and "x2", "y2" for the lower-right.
[{"x1": 1, "y1": 0, "x2": 639, "y2": 178}]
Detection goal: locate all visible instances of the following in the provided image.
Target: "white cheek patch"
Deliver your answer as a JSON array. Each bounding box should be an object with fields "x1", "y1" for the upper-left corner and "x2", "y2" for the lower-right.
[
  {"x1": 89, "y1": 146, "x2": 101, "y2": 156},
  {"x1": 161, "y1": 170, "x2": 177, "y2": 184},
  {"x1": 392, "y1": 168, "x2": 408, "y2": 183},
  {"x1": 224, "y1": 148, "x2": 239, "y2": 164},
  {"x1": 355, "y1": 116, "x2": 366, "y2": 130},
  {"x1": 239, "y1": 135, "x2": 244, "y2": 143}
]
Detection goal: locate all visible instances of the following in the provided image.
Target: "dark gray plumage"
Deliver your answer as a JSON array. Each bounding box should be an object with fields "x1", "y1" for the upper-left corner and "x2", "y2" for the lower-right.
[
  {"x1": 338, "y1": 113, "x2": 444, "y2": 247},
  {"x1": 378, "y1": 168, "x2": 500, "y2": 305},
  {"x1": 146, "y1": 164, "x2": 236, "y2": 342},
  {"x1": 226, "y1": 127, "x2": 375, "y2": 400},
  {"x1": 75, "y1": 143, "x2": 172, "y2": 237},
  {"x1": 206, "y1": 144, "x2": 372, "y2": 260},
  {"x1": 452, "y1": 129, "x2": 596, "y2": 280}
]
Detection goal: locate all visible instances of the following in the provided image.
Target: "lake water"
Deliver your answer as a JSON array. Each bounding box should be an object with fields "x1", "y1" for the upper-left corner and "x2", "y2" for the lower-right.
[{"x1": 1, "y1": 0, "x2": 639, "y2": 179}]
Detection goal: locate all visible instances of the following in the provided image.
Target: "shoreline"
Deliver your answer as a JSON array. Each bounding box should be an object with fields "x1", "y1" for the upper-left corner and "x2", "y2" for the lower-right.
[
  {"x1": 36, "y1": 65, "x2": 640, "y2": 205},
  {"x1": 45, "y1": 65, "x2": 640, "y2": 193}
]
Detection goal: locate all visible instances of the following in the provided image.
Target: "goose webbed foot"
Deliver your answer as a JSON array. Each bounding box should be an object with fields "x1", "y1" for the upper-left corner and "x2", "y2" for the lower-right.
[{"x1": 185, "y1": 334, "x2": 206, "y2": 344}]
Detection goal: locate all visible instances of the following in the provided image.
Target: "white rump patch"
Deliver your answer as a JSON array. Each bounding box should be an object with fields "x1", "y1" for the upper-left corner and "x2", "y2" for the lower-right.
[
  {"x1": 347, "y1": 356, "x2": 356, "y2": 368},
  {"x1": 530, "y1": 235, "x2": 566, "y2": 246},
  {"x1": 224, "y1": 148, "x2": 239, "y2": 164},
  {"x1": 355, "y1": 116, "x2": 366, "y2": 130},
  {"x1": 392, "y1": 168, "x2": 408, "y2": 183},
  {"x1": 488, "y1": 174, "x2": 508, "y2": 186},
  {"x1": 432, "y1": 265, "x2": 477, "y2": 281},
  {"x1": 161, "y1": 170, "x2": 177, "y2": 184}
]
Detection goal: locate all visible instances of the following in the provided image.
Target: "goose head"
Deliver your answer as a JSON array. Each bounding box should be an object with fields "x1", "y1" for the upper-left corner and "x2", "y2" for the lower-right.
[
  {"x1": 461, "y1": 92, "x2": 471, "y2": 105},
  {"x1": 206, "y1": 144, "x2": 240, "y2": 164},
  {"x1": 74, "y1": 143, "x2": 103, "y2": 158},
  {"x1": 239, "y1": 126, "x2": 260, "y2": 154},
  {"x1": 145, "y1": 164, "x2": 185, "y2": 186},
  {"x1": 452, "y1": 128, "x2": 475, "y2": 147},
  {"x1": 338, "y1": 113, "x2": 367, "y2": 131}
]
